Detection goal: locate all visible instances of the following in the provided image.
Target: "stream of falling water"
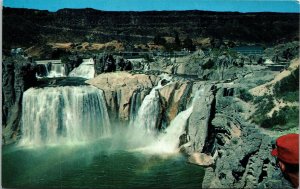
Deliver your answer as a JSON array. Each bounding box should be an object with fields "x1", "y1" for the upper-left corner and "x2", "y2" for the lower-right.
[
  {"x1": 132, "y1": 74, "x2": 172, "y2": 132},
  {"x1": 19, "y1": 85, "x2": 111, "y2": 146},
  {"x1": 68, "y1": 58, "x2": 95, "y2": 79}
]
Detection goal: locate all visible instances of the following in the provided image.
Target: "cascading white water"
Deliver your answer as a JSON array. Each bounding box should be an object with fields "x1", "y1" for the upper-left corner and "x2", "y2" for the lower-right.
[
  {"x1": 69, "y1": 59, "x2": 95, "y2": 79},
  {"x1": 132, "y1": 89, "x2": 160, "y2": 132},
  {"x1": 48, "y1": 64, "x2": 66, "y2": 78},
  {"x1": 142, "y1": 88, "x2": 205, "y2": 154},
  {"x1": 129, "y1": 91, "x2": 142, "y2": 126},
  {"x1": 132, "y1": 74, "x2": 172, "y2": 133},
  {"x1": 19, "y1": 86, "x2": 111, "y2": 146}
]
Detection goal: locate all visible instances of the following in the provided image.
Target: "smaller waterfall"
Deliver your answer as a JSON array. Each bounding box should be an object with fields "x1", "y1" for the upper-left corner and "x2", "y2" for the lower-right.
[
  {"x1": 129, "y1": 90, "x2": 142, "y2": 126},
  {"x1": 144, "y1": 63, "x2": 150, "y2": 72},
  {"x1": 35, "y1": 60, "x2": 66, "y2": 78},
  {"x1": 132, "y1": 74, "x2": 172, "y2": 133},
  {"x1": 143, "y1": 88, "x2": 205, "y2": 154},
  {"x1": 47, "y1": 64, "x2": 66, "y2": 78},
  {"x1": 20, "y1": 86, "x2": 111, "y2": 146},
  {"x1": 69, "y1": 58, "x2": 95, "y2": 79}
]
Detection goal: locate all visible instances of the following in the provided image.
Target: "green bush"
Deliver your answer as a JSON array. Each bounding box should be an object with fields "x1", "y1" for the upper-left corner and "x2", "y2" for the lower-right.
[
  {"x1": 239, "y1": 88, "x2": 253, "y2": 102},
  {"x1": 274, "y1": 67, "x2": 299, "y2": 94},
  {"x1": 280, "y1": 91, "x2": 299, "y2": 102}
]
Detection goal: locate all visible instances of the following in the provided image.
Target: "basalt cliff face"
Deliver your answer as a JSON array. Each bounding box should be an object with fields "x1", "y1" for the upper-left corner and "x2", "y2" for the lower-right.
[
  {"x1": 3, "y1": 7, "x2": 299, "y2": 53},
  {"x1": 2, "y1": 56, "x2": 37, "y2": 142}
]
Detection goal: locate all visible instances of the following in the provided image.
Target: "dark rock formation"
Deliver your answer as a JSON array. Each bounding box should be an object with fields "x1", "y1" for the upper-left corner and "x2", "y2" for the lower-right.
[
  {"x1": 63, "y1": 55, "x2": 83, "y2": 75},
  {"x1": 2, "y1": 56, "x2": 37, "y2": 143},
  {"x1": 202, "y1": 123, "x2": 279, "y2": 188},
  {"x1": 197, "y1": 51, "x2": 249, "y2": 80},
  {"x1": 116, "y1": 57, "x2": 133, "y2": 71},
  {"x1": 94, "y1": 54, "x2": 134, "y2": 75},
  {"x1": 264, "y1": 41, "x2": 299, "y2": 63},
  {"x1": 3, "y1": 7, "x2": 299, "y2": 51}
]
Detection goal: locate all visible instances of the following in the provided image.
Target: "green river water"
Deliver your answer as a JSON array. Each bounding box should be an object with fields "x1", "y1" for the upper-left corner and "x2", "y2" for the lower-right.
[{"x1": 2, "y1": 138, "x2": 205, "y2": 189}]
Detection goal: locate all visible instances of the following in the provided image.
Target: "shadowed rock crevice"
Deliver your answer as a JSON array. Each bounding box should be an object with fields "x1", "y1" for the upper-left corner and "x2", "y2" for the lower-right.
[{"x1": 201, "y1": 86, "x2": 217, "y2": 155}]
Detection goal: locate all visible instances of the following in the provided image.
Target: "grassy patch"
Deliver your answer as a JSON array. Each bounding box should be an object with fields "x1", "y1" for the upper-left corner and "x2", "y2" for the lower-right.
[
  {"x1": 251, "y1": 95, "x2": 275, "y2": 125},
  {"x1": 250, "y1": 60, "x2": 299, "y2": 131},
  {"x1": 252, "y1": 94, "x2": 298, "y2": 131},
  {"x1": 261, "y1": 106, "x2": 299, "y2": 131}
]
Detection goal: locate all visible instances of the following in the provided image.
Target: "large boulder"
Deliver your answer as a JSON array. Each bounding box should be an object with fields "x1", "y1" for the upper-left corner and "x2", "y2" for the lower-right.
[
  {"x1": 86, "y1": 72, "x2": 156, "y2": 123},
  {"x1": 94, "y1": 54, "x2": 116, "y2": 75},
  {"x1": 94, "y1": 54, "x2": 133, "y2": 75},
  {"x1": 174, "y1": 51, "x2": 205, "y2": 75},
  {"x1": 116, "y1": 57, "x2": 133, "y2": 71}
]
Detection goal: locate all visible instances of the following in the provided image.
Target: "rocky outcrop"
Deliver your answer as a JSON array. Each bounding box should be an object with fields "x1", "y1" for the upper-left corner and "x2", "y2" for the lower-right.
[
  {"x1": 94, "y1": 54, "x2": 133, "y2": 75},
  {"x1": 2, "y1": 56, "x2": 37, "y2": 144},
  {"x1": 86, "y1": 72, "x2": 156, "y2": 123},
  {"x1": 144, "y1": 50, "x2": 253, "y2": 81},
  {"x1": 198, "y1": 84, "x2": 285, "y2": 188},
  {"x1": 94, "y1": 54, "x2": 117, "y2": 75},
  {"x1": 180, "y1": 84, "x2": 216, "y2": 154},
  {"x1": 202, "y1": 124, "x2": 278, "y2": 188},
  {"x1": 197, "y1": 51, "x2": 250, "y2": 81},
  {"x1": 264, "y1": 41, "x2": 299, "y2": 63}
]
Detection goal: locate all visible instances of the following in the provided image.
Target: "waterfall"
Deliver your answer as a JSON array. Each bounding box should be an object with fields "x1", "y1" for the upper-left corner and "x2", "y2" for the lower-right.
[
  {"x1": 47, "y1": 64, "x2": 66, "y2": 78},
  {"x1": 35, "y1": 60, "x2": 66, "y2": 78},
  {"x1": 19, "y1": 86, "x2": 111, "y2": 146},
  {"x1": 132, "y1": 89, "x2": 161, "y2": 132},
  {"x1": 69, "y1": 58, "x2": 95, "y2": 79},
  {"x1": 129, "y1": 90, "x2": 142, "y2": 126},
  {"x1": 132, "y1": 74, "x2": 172, "y2": 133},
  {"x1": 143, "y1": 88, "x2": 204, "y2": 154}
]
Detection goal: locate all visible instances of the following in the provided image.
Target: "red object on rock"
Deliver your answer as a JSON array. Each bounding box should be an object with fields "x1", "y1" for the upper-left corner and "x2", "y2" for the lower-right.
[{"x1": 271, "y1": 133, "x2": 299, "y2": 164}]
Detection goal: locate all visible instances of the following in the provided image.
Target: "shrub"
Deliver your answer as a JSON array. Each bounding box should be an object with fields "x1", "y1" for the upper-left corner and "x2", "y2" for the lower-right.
[
  {"x1": 280, "y1": 91, "x2": 299, "y2": 102},
  {"x1": 201, "y1": 59, "x2": 214, "y2": 70},
  {"x1": 274, "y1": 67, "x2": 299, "y2": 94},
  {"x1": 239, "y1": 88, "x2": 253, "y2": 102},
  {"x1": 252, "y1": 95, "x2": 275, "y2": 124}
]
